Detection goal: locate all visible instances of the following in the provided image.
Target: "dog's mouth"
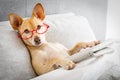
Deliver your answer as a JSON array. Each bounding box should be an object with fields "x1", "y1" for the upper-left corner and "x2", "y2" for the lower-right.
[{"x1": 35, "y1": 41, "x2": 41, "y2": 45}]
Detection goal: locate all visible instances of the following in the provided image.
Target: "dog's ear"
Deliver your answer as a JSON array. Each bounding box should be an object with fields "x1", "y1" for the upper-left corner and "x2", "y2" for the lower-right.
[
  {"x1": 8, "y1": 13, "x2": 23, "y2": 30},
  {"x1": 32, "y1": 3, "x2": 45, "y2": 20}
]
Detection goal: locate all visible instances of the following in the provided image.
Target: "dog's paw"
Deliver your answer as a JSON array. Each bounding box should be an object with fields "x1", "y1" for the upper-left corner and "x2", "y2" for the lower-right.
[
  {"x1": 87, "y1": 40, "x2": 100, "y2": 47},
  {"x1": 64, "y1": 61, "x2": 76, "y2": 70},
  {"x1": 94, "y1": 40, "x2": 100, "y2": 45}
]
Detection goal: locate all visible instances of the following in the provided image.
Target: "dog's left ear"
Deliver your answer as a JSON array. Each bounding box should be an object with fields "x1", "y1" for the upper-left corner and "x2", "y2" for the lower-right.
[{"x1": 32, "y1": 3, "x2": 45, "y2": 20}]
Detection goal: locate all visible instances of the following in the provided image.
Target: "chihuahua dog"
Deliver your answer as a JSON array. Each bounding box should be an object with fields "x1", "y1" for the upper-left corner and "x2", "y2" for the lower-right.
[{"x1": 8, "y1": 3, "x2": 99, "y2": 75}]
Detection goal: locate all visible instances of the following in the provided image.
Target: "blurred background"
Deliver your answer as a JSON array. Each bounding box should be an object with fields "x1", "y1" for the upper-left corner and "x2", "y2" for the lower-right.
[{"x1": 0, "y1": 0, "x2": 120, "y2": 41}]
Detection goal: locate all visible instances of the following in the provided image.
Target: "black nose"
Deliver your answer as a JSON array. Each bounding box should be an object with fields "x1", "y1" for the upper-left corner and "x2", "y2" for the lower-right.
[{"x1": 34, "y1": 36, "x2": 41, "y2": 45}]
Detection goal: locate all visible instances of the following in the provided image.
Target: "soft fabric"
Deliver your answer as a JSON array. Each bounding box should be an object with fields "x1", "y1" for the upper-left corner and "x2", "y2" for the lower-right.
[
  {"x1": 45, "y1": 15, "x2": 96, "y2": 48},
  {"x1": 46, "y1": 12, "x2": 75, "y2": 18},
  {"x1": 0, "y1": 28, "x2": 36, "y2": 80},
  {"x1": 98, "y1": 65, "x2": 120, "y2": 80},
  {"x1": 31, "y1": 40, "x2": 120, "y2": 80},
  {"x1": 0, "y1": 13, "x2": 96, "y2": 80}
]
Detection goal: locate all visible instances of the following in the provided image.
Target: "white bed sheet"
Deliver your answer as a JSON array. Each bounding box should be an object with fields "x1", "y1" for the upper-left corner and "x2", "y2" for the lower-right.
[{"x1": 31, "y1": 40, "x2": 120, "y2": 80}]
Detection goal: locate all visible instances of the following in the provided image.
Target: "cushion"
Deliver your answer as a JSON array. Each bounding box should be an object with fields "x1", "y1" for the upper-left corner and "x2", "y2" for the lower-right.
[
  {"x1": 0, "y1": 27, "x2": 36, "y2": 80},
  {"x1": 45, "y1": 15, "x2": 96, "y2": 48},
  {"x1": 46, "y1": 12, "x2": 75, "y2": 18}
]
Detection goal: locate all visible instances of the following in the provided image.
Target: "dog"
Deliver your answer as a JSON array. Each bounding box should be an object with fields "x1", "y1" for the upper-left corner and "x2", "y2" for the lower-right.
[{"x1": 8, "y1": 3, "x2": 100, "y2": 75}]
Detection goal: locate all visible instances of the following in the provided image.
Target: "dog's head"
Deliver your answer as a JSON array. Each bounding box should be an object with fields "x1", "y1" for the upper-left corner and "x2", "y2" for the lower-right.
[{"x1": 8, "y1": 3, "x2": 49, "y2": 46}]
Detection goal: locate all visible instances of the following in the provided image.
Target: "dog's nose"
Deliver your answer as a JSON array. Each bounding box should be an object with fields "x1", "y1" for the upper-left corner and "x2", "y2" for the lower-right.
[{"x1": 34, "y1": 36, "x2": 41, "y2": 45}]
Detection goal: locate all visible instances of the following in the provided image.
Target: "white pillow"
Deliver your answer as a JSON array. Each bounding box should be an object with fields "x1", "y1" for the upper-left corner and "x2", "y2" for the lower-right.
[
  {"x1": 44, "y1": 15, "x2": 96, "y2": 48},
  {"x1": 46, "y1": 12, "x2": 75, "y2": 19},
  {"x1": 0, "y1": 28, "x2": 36, "y2": 80}
]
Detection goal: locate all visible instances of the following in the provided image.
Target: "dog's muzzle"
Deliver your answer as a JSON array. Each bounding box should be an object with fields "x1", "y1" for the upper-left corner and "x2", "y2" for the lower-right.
[{"x1": 34, "y1": 36, "x2": 41, "y2": 45}]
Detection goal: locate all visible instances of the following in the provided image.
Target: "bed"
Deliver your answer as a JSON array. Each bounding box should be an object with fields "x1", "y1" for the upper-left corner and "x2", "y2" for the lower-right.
[{"x1": 0, "y1": 13, "x2": 120, "y2": 80}]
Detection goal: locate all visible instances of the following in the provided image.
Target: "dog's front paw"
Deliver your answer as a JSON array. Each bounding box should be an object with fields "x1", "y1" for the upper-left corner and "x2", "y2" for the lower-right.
[
  {"x1": 63, "y1": 61, "x2": 76, "y2": 70},
  {"x1": 94, "y1": 40, "x2": 100, "y2": 45},
  {"x1": 87, "y1": 40, "x2": 100, "y2": 47}
]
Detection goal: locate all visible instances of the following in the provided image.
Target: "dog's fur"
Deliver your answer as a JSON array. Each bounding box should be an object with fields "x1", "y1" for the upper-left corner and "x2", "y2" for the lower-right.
[{"x1": 8, "y1": 3, "x2": 100, "y2": 75}]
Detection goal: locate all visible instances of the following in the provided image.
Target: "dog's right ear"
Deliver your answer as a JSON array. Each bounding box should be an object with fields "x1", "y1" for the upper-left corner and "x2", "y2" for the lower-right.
[{"x1": 8, "y1": 13, "x2": 23, "y2": 30}]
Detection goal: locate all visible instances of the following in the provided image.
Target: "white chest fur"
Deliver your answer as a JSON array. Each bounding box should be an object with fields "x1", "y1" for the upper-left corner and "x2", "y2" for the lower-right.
[{"x1": 29, "y1": 43, "x2": 69, "y2": 64}]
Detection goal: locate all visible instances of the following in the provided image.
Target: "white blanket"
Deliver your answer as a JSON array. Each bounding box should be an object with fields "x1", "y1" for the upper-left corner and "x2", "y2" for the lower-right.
[{"x1": 31, "y1": 40, "x2": 120, "y2": 80}]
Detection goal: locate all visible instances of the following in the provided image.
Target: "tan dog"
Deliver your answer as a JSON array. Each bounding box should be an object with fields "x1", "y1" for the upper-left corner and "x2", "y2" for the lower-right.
[{"x1": 8, "y1": 3, "x2": 99, "y2": 75}]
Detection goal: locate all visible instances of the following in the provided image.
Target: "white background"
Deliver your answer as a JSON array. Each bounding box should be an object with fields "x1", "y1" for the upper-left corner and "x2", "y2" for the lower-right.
[{"x1": 106, "y1": 0, "x2": 120, "y2": 39}]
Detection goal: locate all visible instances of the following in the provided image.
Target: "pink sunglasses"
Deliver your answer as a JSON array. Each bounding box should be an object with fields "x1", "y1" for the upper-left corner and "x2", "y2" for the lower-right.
[{"x1": 18, "y1": 23, "x2": 50, "y2": 40}]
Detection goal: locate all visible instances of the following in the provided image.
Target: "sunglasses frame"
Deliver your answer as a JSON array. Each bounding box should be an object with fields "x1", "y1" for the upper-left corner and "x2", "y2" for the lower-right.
[{"x1": 18, "y1": 23, "x2": 50, "y2": 40}]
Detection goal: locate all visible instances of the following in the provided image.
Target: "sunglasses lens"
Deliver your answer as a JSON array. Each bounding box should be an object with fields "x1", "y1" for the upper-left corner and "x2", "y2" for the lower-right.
[
  {"x1": 37, "y1": 26, "x2": 48, "y2": 34},
  {"x1": 22, "y1": 32, "x2": 32, "y2": 39}
]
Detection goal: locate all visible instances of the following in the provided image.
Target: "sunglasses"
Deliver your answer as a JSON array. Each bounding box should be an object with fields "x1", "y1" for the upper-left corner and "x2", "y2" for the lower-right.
[{"x1": 18, "y1": 23, "x2": 50, "y2": 40}]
